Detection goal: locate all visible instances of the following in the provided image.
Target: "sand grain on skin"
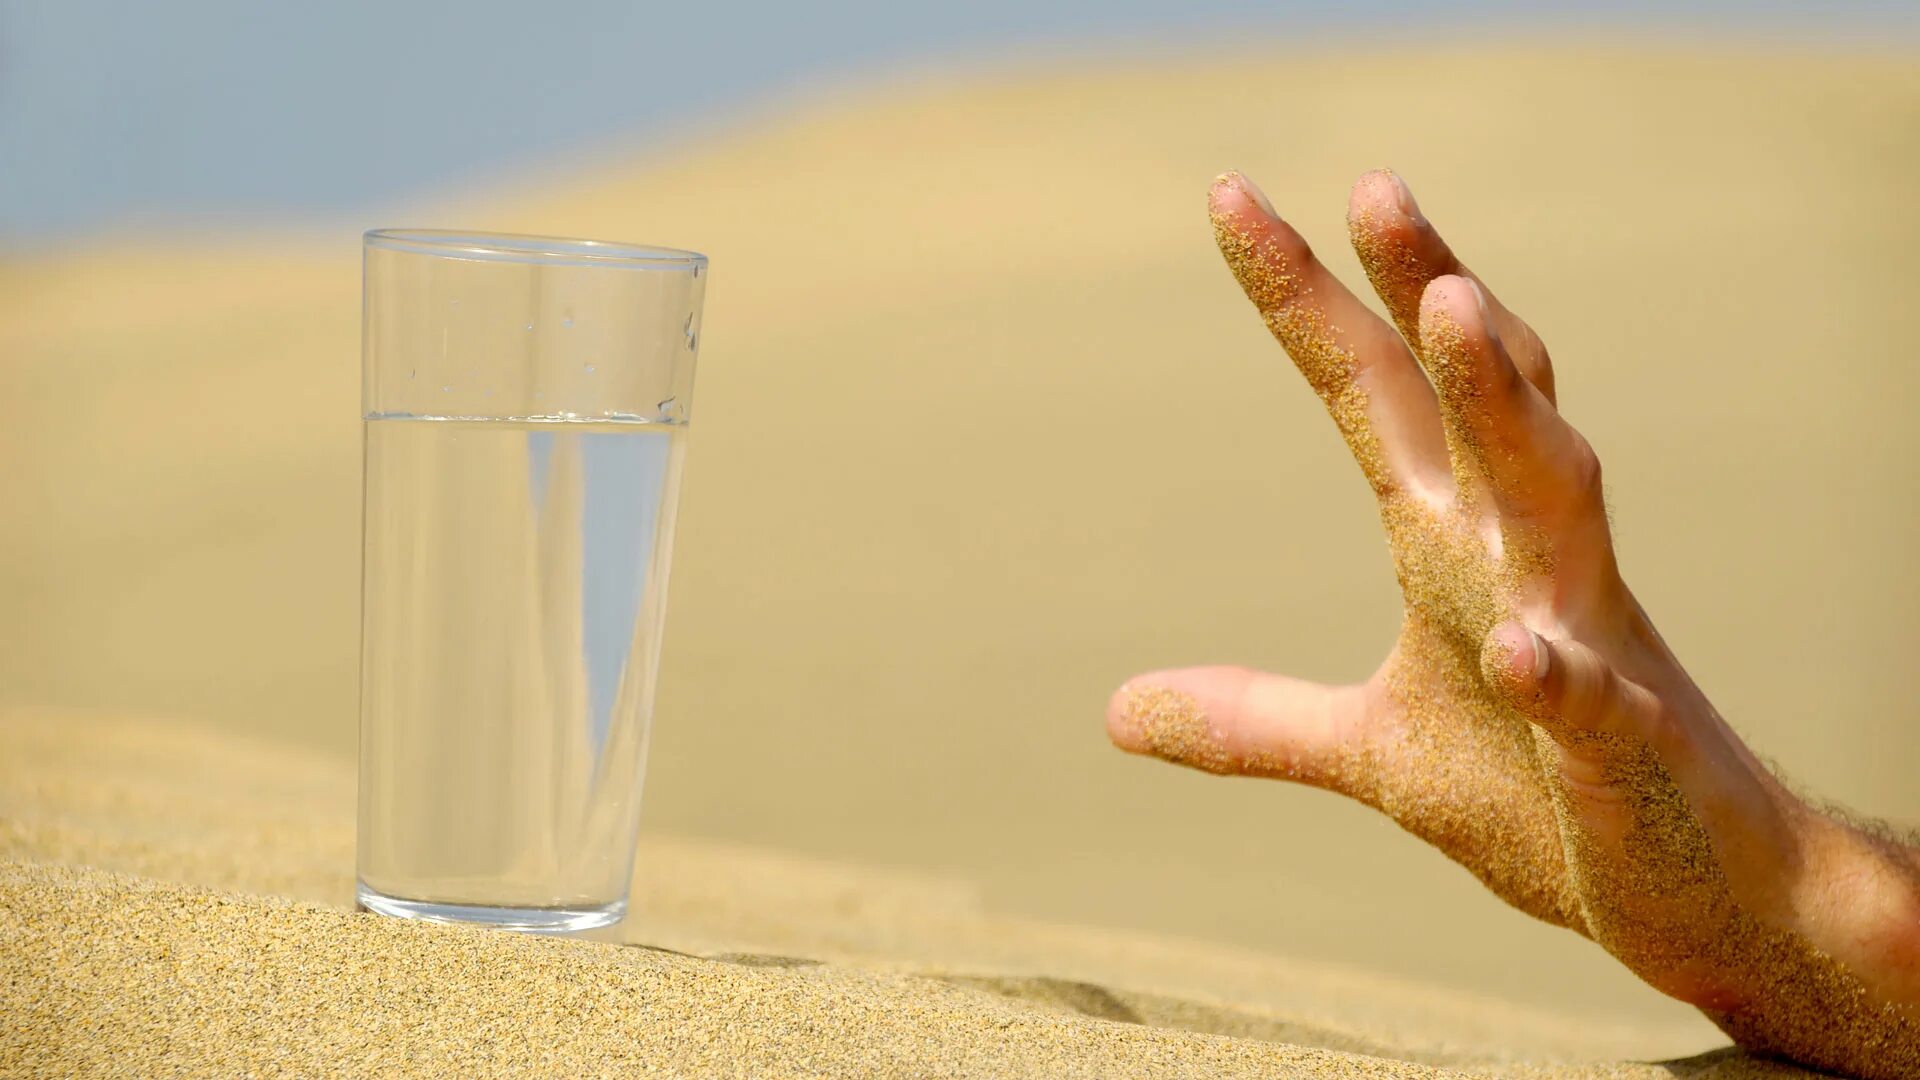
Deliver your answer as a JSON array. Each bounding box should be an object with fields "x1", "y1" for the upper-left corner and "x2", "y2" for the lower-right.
[{"x1": 1196, "y1": 198, "x2": 1584, "y2": 931}]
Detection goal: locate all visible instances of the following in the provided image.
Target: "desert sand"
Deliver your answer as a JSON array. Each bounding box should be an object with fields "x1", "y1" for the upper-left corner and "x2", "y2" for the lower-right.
[
  {"x1": 0, "y1": 711, "x2": 1803, "y2": 1075},
  {"x1": 2, "y1": 40, "x2": 1916, "y2": 1075}
]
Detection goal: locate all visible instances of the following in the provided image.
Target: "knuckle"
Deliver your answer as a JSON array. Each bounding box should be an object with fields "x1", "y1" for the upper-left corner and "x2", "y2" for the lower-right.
[
  {"x1": 1566, "y1": 659, "x2": 1612, "y2": 727},
  {"x1": 1637, "y1": 695, "x2": 1677, "y2": 748},
  {"x1": 1522, "y1": 340, "x2": 1557, "y2": 401},
  {"x1": 1542, "y1": 644, "x2": 1619, "y2": 734},
  {"x1": 1539, "y1": 645, "x2": 1584, "y2": 713},
  {"x1": 1551, "y1": 739, "x2": 1624, "y2": 805},
  {"x1": 1484, "y1": 345, "x2": 1528, "y2": 397},
  {"x1": 1520, "y1": 324, "x2": 1554, "y2": 373},
  {"x1": 1567, "y1": 433, "x2": 1604, "y2": 499}
]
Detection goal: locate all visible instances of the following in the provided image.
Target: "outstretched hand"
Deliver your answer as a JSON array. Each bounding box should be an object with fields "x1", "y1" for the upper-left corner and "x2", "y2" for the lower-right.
[{"x1": 1107, "y1": 170, "x2": 1920, "y2": 1079}]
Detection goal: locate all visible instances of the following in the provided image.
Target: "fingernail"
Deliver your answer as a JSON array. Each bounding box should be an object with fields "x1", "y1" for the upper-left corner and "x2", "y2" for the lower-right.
[
  {"x1": 1241, "y1": 174, "x2": 1277, "y2": 218},
  {"x1": 1384, "y1": 169, "x2": 1426, "y2": 227},
  {"x1": 1217, "y1": 170, "x2": 1277, "y2": 218},
  {"x1": 1526, "y1": 629, "x2": 1551, "y2": 681},
  {"x1": 1465, "y1": 278, "x2": 1501, "y2": 344}
]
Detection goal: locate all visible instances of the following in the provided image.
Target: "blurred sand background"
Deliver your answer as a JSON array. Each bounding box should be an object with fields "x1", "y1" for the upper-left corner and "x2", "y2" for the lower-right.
[{"x1": 4, "y1": 39, "x2": 1918, "y2": 1051}]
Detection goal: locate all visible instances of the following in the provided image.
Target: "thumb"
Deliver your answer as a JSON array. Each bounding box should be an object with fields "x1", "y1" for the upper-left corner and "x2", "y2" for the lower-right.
[{"x1": 1106, "y1": 666, "x2": 1366, "y2": 788}]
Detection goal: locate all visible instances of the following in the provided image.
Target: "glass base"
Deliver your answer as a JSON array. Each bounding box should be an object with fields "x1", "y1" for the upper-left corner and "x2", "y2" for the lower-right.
[{"x1": 356, "y1": 882, "x2": 625, "y2": 934}]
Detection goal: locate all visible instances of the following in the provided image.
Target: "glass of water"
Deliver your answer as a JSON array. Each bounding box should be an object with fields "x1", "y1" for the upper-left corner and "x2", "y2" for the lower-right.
[{"x1": 357, "y1": 230, "x2": 704, "y2": 932}]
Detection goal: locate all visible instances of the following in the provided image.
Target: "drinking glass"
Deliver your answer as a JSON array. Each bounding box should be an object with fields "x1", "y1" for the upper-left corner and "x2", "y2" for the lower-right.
[{"x1": 357, "y1": 230, "x2": 705, "y2": 932}]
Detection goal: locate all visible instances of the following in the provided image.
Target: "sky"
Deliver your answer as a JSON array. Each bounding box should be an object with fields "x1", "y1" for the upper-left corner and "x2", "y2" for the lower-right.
[{"x1": 3, "y1": 0, "x2": 1915, "y2": 245}]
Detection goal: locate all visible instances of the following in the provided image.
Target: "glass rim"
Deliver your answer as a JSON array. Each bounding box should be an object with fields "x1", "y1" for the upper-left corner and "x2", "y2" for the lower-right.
[{"x1": 364, "y1": 228, "x2": 706, "y2": 270}]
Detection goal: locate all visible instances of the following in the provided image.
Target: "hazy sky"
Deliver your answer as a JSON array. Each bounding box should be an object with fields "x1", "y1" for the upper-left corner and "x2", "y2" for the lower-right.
[{"x1": 3, "y1": 0, "x2": 1914, "y2": 244}]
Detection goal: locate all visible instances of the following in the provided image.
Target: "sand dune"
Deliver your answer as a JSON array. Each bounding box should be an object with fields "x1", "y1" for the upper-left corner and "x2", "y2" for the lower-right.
[
  {"x1": 0, "y1": 711, "x2": 1783, "y2": 1075},
  {"x1": 3, "y1": 39, "x2": 1917, "y2": 1070}
]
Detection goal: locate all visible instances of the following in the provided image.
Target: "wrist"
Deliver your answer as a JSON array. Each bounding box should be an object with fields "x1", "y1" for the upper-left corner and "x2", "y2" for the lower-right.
[{"x1": 1792, "y1": 808, "x2": 1920, "y2": 1001}]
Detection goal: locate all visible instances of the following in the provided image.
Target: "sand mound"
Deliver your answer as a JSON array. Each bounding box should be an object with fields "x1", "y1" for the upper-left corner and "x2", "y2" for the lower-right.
[
  {"x1": 7, "y1": 863, "x2": 1460, "y2": 1079},
  {"x1": 1, "y1": 711, "x2": 1807, "y2": 1076}
]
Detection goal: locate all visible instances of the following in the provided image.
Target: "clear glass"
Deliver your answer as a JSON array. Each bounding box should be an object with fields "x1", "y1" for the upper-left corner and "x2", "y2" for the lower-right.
[{"x1": 357, "y1": 230, "x2": 705, "y2": 932}]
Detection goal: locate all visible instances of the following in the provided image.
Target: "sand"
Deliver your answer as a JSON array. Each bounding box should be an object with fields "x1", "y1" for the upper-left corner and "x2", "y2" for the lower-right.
[
  {"x1": 0, "y1": 711, "x2": 1813, "y2": 1076},
  {"x1": 2, "y1": 38, "x2": 1917, "y2": 1076},
  {"x1": 6, "y1": 864, "x2": 1444, "y2": 1080}
]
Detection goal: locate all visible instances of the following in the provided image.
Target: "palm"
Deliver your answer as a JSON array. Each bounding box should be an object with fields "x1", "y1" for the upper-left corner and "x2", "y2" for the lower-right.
[{"x1": 1363, "y1": 499, "x2": 1581, "y2": 930}]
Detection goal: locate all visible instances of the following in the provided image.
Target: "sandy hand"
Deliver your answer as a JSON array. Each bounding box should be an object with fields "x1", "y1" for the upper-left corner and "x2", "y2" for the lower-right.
[{"x1": 1107, "y1": 170, "x2": 1920, "y2": 1079}]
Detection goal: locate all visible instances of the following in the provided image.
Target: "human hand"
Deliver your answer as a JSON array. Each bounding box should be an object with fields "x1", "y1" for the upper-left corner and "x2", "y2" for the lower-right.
[{"x1": 1107, "y1": 170, "x2": 1920, "y2": 1078}]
